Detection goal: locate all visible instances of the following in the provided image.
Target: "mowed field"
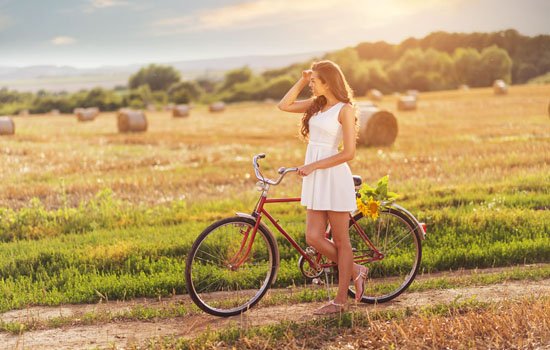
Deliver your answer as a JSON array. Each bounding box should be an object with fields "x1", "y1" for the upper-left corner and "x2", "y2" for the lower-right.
[{"x1": 0, "y1": 84, "x2": 549, "y2": 349}]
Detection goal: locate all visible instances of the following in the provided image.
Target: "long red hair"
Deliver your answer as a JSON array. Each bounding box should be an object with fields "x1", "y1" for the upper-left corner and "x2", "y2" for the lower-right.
[{"x1": 301, "y1": 60, "x2": 355, "y2": 139}]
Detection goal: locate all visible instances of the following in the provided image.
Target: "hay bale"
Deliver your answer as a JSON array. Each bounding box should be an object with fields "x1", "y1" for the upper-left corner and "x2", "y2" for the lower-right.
[
  {"x1": 356, "y1": 103, "x2": 398, "y2": 147},
  {"x1": 75, "y1": 107, "x2": 99, "y2": 122},
  {"x1": 493, "y1": 80, "x2": 508, "y2": 95},
  {"x1": 209, "y1": 101, "x2": 226, "y2": 112},
  {"x1": 458, "y1": 84, "x2": 470, "y2": 91},
  {"x1": 117, "y1": 109, "x2": 148, "y2": 133},
  {"x1": 146, "y1": 104, "x2": 157, "y2": 112},
  {"x1": 173, "y1": 104, "x2": 190, "y2": 118},
  {"x1": 367, "y1": 89, "x2": 383, "y2": 101},
  {"x1": 18, "y1": 109, "x2": 29, "y2": 116},
  {"x1": 397, "y1": 95, "x2": 417, "y2": 111},
  {"x1": 0, "y1": 116, "x2": 15, "y2": 135},
  {"x1": 50, "y1": 109, "x2": 60, "y2": 115}
]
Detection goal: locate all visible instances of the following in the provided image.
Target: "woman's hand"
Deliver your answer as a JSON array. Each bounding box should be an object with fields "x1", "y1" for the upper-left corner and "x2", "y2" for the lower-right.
[
  {"x1": 297, "y1": 163, "x2": 316, "y2": 177},
  {"x1": 301, "y1": 70, "x2": 313, "y2": 82}
]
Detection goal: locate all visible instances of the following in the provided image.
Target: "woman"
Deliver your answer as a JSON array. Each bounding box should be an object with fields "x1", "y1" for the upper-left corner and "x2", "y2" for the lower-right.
[{"x1": 277, "y1": 60, "x2": 367, "y2": 315}]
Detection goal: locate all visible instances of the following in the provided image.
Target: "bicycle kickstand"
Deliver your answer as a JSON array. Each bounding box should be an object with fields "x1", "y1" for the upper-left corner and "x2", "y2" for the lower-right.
[{"x1": 323, "y1": 267, "x2": 331, "y2": 301}]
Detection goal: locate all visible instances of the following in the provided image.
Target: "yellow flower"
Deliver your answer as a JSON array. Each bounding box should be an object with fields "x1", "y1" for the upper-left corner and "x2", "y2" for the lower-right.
[
  {"x1": 357, "y1": 196, "x2": 380, "y2": 220},
  {"x1": 366, "y1": 198, "x2": 380, "y2": 220},
  {"x1": 356, "y1": 197, "x2": 370, "y2": 217}
]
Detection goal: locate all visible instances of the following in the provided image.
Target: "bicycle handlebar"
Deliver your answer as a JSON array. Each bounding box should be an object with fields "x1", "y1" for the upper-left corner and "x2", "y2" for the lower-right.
[{"x1": 253, "y1": 153, "x2": 298, "y2": 185}]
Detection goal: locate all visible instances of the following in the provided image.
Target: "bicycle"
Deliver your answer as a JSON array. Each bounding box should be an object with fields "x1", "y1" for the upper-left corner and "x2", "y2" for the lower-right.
[{"x1": 185, "y1": 153, "x2": 427, "y2": 317}]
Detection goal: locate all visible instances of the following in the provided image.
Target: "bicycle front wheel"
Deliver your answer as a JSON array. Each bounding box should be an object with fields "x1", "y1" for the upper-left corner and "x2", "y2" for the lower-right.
[
  {"x1": 348, "y1": 208, "x2": 422, "y2": 303},
  {"x1": 185, "y1": 216, "x2": 278, "y2": 317}
]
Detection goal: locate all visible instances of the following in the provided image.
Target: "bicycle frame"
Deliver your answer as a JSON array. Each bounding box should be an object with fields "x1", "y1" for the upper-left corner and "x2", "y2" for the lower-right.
[{"x1": 231, "y1": 194, "x2": 384, "y2": 270}]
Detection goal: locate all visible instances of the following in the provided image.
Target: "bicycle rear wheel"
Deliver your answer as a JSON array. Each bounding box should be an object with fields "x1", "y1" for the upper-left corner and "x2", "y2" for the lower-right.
[
  {"x1": 185, "y1": 216, "x2": 278, "y2": 317},
  {"x1": 348, "y1": 208, "x2": 422, "y2": 303}
]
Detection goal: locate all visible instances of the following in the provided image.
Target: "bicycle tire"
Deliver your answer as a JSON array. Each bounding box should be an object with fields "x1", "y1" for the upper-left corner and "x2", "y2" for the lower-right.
[
  {"x1": 185, "y1": 216, "x2": 278, "y2": 317},
  {"x1": 347, "y1": 207, "x2": 422, "y2": 303}
]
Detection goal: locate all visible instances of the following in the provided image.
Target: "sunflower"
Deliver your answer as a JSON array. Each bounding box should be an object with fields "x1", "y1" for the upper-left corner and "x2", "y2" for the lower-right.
[
  {"x1": 357, "y1": 196, "x2": 381, "y2": 220},
  {"x1": 356, "y1": 197, "x2": 370, "y2": 217},
  {"x1": 366, "y1": 198, "x2": 380, "y2": 220}
]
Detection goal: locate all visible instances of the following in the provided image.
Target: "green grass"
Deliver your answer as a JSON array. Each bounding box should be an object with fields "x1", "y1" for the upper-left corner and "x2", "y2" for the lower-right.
[{"x1": 0, "y1": 175, "x2": 548, "y2": 312}]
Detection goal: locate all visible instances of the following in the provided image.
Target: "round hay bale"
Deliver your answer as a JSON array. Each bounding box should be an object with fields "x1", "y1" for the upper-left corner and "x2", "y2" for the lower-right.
[
  {"x1": 0, "y1": 116, "x2": 15, "y2": 135},
  {"x1": 209, "y1": 101, "x2": 226, "y2": 112},
  {"x1": 397, "y1": 95, "x2": 417, "y2": 111},
  {"x1": 18, "y1": 109, "x2": 29, "y2": 116},
  {"x1": 493, "y1": 80, "x2": 508, "y2": 95},
  {"x1": 147, "y1": 104, "x2": 157, "y2": 112},
  {"x1": 75, "y1": 107, "x2": 99, "y2": 122},
  {"x1": 458, "y1": 84, "x2": 470, "y2": 91},
  {"x1": 173, "y1": 104, "x2": 190, "y2": 118},
  {"x1": 117, "y1": 109, "x2": 148, "y2": 133},
  {"x1": 50, "y1": 109, "x2": 60, "y2": 115},
  {"x1": 356, "y1": 104, "x2": 398, "y2": 147},
  {"x1": 367, "y1": 89, "x2": 383, "y2": 101}
]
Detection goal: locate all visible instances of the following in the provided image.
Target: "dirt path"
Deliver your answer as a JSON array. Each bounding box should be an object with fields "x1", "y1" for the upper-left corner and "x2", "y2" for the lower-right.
[{"x1": 1, "y1": 276, "x2": 549, "y2": 350}]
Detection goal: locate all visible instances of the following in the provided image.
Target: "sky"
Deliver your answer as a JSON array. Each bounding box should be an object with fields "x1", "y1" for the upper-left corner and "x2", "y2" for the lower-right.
[{"x1": 0, "y1": 0, "x2": 548, "y2": 68}]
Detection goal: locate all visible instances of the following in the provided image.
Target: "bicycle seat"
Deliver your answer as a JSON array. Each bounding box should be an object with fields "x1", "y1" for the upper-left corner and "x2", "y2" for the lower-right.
[{"x1": 353, "y1": 175, "x2": 362, "y2": 187}]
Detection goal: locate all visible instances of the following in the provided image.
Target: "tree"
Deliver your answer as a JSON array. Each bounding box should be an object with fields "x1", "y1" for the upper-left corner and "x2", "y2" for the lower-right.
[
  {"x1": 77, "y1": 87, "x2": 122, "y2": 110},
  {"x1": 356, "y1": 41, "x2": 397, "y2": 61},
  {"x1": 128, "y1": 64, "x2": 181, "y2": 91},
  {"x1": 478, "y1": 45, "x2": 513, "y2": 85},
  {"x1": 219, "y1": 66, "x2": 253, "y2": 91},
  {"x1": 324, "y1": 48, "x2": 370, "y2": 95},
  {"x1": 453, "y1": 48, "x2": 482, "y2": 86},
  {"x1": 258, "y1": 75, "x2": 295, "y2": 100},
  {"x1": 387, "y1": 48, "x2": 455, "y2": 91},
  {"x1": 168, "y1": 81, "x2": 204, "y2": 104}
]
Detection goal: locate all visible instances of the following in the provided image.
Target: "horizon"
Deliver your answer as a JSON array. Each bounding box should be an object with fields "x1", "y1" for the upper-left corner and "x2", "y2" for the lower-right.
[{"x1": 1, "y1": 0, "x2": 549, "y2": 69}]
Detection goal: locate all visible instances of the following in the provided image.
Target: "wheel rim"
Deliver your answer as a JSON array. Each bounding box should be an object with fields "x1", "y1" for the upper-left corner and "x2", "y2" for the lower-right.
[
  {"x1": 349, "y1": 210, "x2": 421, "y2": 302},
  {"x1": 188, "y1": 221, "x2": 274, "y2": 314}
]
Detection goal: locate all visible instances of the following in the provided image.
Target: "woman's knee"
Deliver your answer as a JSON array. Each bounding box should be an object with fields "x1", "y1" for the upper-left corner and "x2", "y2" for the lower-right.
[{"x1": 305, "y1": 231, "x2": 321, "y2": 247}]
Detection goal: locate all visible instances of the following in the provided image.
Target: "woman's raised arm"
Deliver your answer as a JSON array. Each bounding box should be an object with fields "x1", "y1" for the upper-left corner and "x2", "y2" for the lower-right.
[{"x1": 277, "y1": 70, "x2": 314, "y2": 113}]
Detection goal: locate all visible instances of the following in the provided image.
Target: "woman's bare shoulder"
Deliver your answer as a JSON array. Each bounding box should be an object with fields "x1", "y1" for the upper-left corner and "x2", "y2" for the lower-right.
[{"x1": 338, "y1": 103, "x2": 355, "y2": 121}]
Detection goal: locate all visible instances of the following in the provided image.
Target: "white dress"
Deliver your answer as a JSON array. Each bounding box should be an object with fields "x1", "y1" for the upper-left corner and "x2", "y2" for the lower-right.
[{"x1": 300, "y1": 102, "x2": 357, "y2": 212}]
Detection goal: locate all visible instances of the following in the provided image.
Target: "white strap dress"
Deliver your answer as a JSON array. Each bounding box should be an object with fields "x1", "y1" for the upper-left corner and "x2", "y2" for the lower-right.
[{"x1": 300, "y1": 102, "x2": 357, "y2": 212}]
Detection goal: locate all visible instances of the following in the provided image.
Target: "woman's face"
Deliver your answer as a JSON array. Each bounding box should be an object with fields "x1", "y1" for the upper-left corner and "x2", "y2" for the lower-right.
[{"x1": 309, "y1": 71, "x2": 329, "y2": 97}]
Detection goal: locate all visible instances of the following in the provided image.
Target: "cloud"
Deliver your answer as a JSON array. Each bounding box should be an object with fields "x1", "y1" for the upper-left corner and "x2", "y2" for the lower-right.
[
  {"x1": 151, "y1": 0, "x2": 337, "y2": 35},
  {"x1": 51, "y1": 36, "x2": 77, "y2": 45},
  {"x1": 82, "y1": 0, "x2": 130, "y2": 13},
  {"x1": 150, "y1": 0, "x2": 460, "y2": 36},
  {"x1": 90, "y1": 0, "x2": 129, "y2": 8}
]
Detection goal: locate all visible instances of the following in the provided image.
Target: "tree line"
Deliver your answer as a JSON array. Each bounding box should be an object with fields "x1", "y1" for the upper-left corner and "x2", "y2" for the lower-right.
[{"x1": 1, "y1": 29, "x2": 548, "y2": 115}]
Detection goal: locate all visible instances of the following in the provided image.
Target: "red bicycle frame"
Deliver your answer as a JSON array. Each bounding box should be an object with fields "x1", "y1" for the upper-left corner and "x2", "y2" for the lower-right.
[{"x1": 230, "y1": 195, "x2": 384, "y2": 269}]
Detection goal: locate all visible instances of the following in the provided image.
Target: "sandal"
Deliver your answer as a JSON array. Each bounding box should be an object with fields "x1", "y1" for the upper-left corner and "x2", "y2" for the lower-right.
[
  {"x1": 354, "y1": 265, "x2": 369, "y2": 302},
  {"x1": 313, "y1": 300, "x2": 347, "y2": 315}
]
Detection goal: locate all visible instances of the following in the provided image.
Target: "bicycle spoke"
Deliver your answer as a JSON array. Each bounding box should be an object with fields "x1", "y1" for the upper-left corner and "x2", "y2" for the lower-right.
[
  {"x1": 186, "y1": 217, "x2": 276, "y2": 316},
  {"x1": 348, "y1": 210, "x2": 421, "y2": 304}
]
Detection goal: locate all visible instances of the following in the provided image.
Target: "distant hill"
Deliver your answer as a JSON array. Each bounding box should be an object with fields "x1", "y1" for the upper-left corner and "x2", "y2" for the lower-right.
[{"x1": 0, "y1": 51, "x2": 324, "y2": 92}]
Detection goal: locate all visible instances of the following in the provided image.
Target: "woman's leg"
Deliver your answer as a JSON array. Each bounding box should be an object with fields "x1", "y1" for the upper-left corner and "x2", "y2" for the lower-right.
[
  {"x1": 327, "y1": 211, "x2": 354, "y2": 304},
  {"x1": 305, "y1": 209, "x2": 338, "y2": 263}
]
